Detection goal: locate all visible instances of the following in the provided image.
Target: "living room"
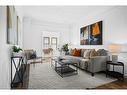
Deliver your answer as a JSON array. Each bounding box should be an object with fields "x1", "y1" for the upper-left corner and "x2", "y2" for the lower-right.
[{"x1": 0, "y1": 5, "x2": 127, "y2": 90}]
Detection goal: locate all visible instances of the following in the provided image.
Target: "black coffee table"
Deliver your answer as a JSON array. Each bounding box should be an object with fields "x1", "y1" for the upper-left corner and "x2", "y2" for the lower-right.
[{"x1": 54, "y1": 59, "x2": 78, "y2": 77}]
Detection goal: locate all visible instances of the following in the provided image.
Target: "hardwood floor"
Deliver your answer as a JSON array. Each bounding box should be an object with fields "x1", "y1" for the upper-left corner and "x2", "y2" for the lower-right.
[
  {"x1": 12, "y1": 63, "x2": 127, "y2": 89},
  {"x1": 95, "y1": 78, "x2": 127, "y2": 89}
]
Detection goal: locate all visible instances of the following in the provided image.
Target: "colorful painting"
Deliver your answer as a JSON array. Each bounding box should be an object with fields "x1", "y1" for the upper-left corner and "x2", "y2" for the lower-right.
[{"x1": 80, "y1": 21, "x2": 102, "y2": 45}]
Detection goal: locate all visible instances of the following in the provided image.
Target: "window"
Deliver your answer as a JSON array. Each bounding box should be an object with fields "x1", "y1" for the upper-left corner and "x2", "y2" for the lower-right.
[
  {"x1": 51, "y1": 37, "x2": 57, "y2": 50},
  {"x1": 43, "y1": 37, "x2": 50, "y2": 49}
]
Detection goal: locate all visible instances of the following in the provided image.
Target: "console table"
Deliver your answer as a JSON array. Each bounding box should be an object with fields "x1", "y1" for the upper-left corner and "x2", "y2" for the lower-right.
[
  {"x1": 106, "y1": 61, "x2": 124, "y2": 80},
  {"x1": 11, "y1": 56, "x2": 27, "y2": 88}
]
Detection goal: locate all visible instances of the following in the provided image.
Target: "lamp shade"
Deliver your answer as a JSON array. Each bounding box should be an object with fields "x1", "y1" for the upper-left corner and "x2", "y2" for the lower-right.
[{"x1": 108, "y1": 44, "x2": 122, "y2": 53}]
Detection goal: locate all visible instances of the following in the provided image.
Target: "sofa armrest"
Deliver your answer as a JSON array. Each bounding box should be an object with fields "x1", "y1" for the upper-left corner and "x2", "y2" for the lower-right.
[
  {"x1": 90, "y1": 56, "x2": 108, "y2": 61},
  {"x1": 88, "y1": 56, "x2": 108, "y2": 73}
]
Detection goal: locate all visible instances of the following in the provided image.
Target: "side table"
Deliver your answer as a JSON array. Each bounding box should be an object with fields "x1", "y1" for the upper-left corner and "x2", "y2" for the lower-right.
[
  {"x1": 106, "y1": 61, "x2": 124, "y2": 80},
  {"x1": 11, "y1": 56, "x2": 27, "y2": 88}
]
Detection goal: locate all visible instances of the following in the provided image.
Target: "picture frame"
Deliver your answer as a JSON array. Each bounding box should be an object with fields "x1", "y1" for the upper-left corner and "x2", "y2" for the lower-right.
[
  {"x1": 7, "y1": 6, "x2": 18, "y2": 45},
  {"x1": 80, "y1": 21, "x2": 103, "y2": 45}
]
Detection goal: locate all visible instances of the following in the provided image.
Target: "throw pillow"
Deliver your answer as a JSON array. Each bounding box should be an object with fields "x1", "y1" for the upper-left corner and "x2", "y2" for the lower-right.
[
  {"x1": 30, "y1": 51, "x2": 37, "y2": 59},
  {"x1": 28, "y1": 50, "x2": 34, "y2": 59},
  {"x1": 71, "y1": 48, "x2": 76, "y2": 56},
  {"x1": 70, "y1": 48, "x2": 75, "y2": 56},
  {"x1": 89, "y1": 49, "x2": 98, "y2": 58},
  {"x1": 81, "y1": 49, "x2": 86, "y2": 57},
  {"x1": 73, "y1": 48, "x2": 81, "y2": 57},
  {"x1": 97, "y1": 49, "x2": 108, "y2": 56},
  {"x1": 83, "y1": 49, "x2": 91, "y2": 59},
  {"x1": 69, "y1": 49, "x2": 73, "y2": 55}
]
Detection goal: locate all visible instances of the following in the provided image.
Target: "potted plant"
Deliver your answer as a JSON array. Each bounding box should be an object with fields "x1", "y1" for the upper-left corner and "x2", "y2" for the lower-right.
[
  {"x1": 62, "y1": 44, "x2": 69, "y2": 55},
  {"x1": 12, "y1": 45, "x2": 23, "y2": 57}
]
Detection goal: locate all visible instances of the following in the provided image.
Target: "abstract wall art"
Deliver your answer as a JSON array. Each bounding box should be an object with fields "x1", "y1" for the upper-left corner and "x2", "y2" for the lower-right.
[{"x1": 80, "y1": 21, "x2": 103, "y2": 45}]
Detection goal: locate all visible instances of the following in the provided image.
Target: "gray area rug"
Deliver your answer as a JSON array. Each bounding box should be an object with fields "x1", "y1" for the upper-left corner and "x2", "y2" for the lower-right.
[{"x1": 28, "y1": 62, "x2": 116, "y2": 89}]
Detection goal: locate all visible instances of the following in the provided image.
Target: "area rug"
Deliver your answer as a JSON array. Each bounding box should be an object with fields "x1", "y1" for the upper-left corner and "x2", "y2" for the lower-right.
[{"x1": 28, "y1": 62, "x2": 116, "y2": 89}]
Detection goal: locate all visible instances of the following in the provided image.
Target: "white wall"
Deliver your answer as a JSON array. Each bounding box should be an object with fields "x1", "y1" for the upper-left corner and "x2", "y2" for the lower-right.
[
  {"x1": 70, "y1": 7, "x2": 127, "y2": 48},
  {"x1": 70, "y1": 7, "x2": 127, "y2": 75},
  {"x1": 23, "y1": 18, "x2": 70, "y2": 56},
  {"x1": 0, "y1": 6, "x2": 23, "y2": 89},
  {"x1": 0, "y1": 6, "x2": 11, "y2": 89}
]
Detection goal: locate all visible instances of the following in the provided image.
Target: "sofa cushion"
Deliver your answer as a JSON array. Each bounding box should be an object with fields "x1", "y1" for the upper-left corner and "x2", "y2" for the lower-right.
[
  {"x1": 83, "y1": 49, "x2": 91, "y2": 59},
  {"x1": 73, "y1": 48, "x2": 81, "y2": 57},
  {"x1": 69, "y1": 49, "x2": 73, "y2": 55},
  {"x1": 81, "y1": 49, "x2": 86, "y2": 57},
  {"x1": 30, "y1": 51, "x2": 37, "y2": 59},
  {"x1": 70, "y1": 48, "x2": 76, "y2": 56},
  {"x1": 97, "y1": 49, "x2": 108, "y2": 56},
  {"x1": 89, "y1": 49, "x2": 98, "y2": 58},
  {"x1": 69, "y1": 49, "x2": 76, "y2": 56}
]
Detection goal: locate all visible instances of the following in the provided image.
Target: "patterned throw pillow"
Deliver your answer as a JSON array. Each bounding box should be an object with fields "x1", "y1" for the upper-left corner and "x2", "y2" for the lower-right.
[
  {"x1": 30, "y1": 51, "x2": 37, "y2": 59},
  {"x1": 83, "y1": 50, "x2": 91, "y2": 59},
  {"x1": 81, "y1": 49, "x2": 86, "y2": 57},
  {"x1": 89, "y1": 49, "x2": 98, "y2": 58},
  {"x1": 97, "y1": 49, "x2": 108, "y2": 56}
]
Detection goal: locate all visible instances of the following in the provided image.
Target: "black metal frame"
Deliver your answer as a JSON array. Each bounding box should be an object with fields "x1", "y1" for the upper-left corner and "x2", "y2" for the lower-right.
[
  {"x1": 54, "y1": 60, "x2": 78, "y2": 77},
  {"x1": 11, "y1": 56, "x2": 27, "y2": 88}
]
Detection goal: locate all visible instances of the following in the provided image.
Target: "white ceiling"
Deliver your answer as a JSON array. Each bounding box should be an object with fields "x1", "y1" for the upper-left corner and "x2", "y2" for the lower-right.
[{"x1": 21, "y1": 6, "x2": 114, "y2": 25}]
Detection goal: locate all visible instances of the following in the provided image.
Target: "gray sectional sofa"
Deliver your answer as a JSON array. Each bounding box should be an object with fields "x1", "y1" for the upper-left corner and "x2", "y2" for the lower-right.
[{"x1": 59, "y1": 49, "x2": 109, "y2": 76}]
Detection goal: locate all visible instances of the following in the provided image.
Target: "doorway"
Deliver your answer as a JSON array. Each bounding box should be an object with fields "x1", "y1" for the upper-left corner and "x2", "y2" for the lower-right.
[
  {"x1": 42, "y1": 31, "x2": 60, "y2": 57},
  {"x1": 43, "y1": 37, "x2": 57, "y2": 50}
]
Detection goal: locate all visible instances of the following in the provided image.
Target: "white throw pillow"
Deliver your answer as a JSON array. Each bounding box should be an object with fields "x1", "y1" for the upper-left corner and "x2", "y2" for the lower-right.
[{"x1": 83, "y1": 50, "x2": 90, "y2": 59}]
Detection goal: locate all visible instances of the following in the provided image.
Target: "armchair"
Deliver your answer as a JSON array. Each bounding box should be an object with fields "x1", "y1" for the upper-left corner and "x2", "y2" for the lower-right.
[{"x1": 24, "y1": 49, "x2": 43, "y2": 64}]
